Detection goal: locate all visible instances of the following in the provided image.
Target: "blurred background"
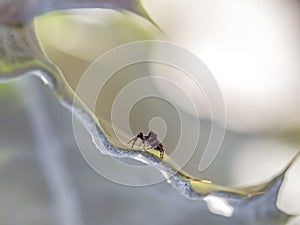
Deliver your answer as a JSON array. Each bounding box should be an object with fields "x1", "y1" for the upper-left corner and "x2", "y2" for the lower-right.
[{"x1": 1, "y1": 0, "x2": 300, "y2": 224}]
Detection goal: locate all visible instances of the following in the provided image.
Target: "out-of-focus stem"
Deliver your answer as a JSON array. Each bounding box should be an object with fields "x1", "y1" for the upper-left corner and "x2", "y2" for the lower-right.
[{"x1": 18, "y1": 78, "x2": 84, "y2": 225}]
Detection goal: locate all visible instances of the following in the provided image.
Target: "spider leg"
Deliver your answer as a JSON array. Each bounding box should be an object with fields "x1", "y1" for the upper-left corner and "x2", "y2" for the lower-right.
[
  {"x1": 144, "y1": 145, "x2": 152, "y2": 150},
  {"x1": 127, "y1": 137, "x2": 138, "y2": 148},
  {"x1": 142, "y1": 141, "x2": 149, "y2": 150},
  {"x1": 159, "y1": 149, "x2": 164, "y2": 159},
  {"x1": 135, "y1": 139, "x2": 145, "y2": 148},
  {"x1": 154, "y1": 144, "x2": 164, "y2": 159}
]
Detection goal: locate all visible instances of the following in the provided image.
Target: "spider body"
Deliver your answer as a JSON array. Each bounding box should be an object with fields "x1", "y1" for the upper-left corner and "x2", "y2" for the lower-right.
[{"x1": 128, "y1": 131, "x2": 165, "y2": 159}]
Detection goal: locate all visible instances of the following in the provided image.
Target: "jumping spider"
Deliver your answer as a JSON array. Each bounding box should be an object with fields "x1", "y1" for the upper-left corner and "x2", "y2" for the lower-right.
[{"x1": 128, "y1": 131, "x2": 165, "y2": 159}]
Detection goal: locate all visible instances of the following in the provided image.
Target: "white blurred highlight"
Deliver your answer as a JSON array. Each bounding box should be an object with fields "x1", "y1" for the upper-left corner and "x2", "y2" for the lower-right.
[
  {"x1": 142, "y1": 0, "x2": 300, "y2": 132},
  {"x1": 204, "y1": 195, "x2": 234, "y2": 217},
  {"x1": 287, "y1": 216, "x2": 300, "y2": 225}
]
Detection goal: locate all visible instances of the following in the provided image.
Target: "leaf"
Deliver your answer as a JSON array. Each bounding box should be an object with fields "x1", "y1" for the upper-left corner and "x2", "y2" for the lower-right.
[
  {"x1": 0, "y1": 0, "x2": 148, "y2": 25},
  {"x1": 0, "y1": 2, "x2": 297, "y2": 224}
]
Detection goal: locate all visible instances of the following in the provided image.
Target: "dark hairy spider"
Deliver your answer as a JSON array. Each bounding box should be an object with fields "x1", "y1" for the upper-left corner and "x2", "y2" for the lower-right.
[{"x1": 128, "y1": 131, "x2": 165, "y2": 159}]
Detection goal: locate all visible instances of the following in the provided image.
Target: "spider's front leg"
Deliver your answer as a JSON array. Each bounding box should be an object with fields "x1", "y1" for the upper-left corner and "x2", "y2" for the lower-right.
[
  {"x1": 127, "y1": 132, "x2": 144, "y2": 148},
  {"x1": 127, "y1": 137, "x2": 138, "y2": 148}
]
